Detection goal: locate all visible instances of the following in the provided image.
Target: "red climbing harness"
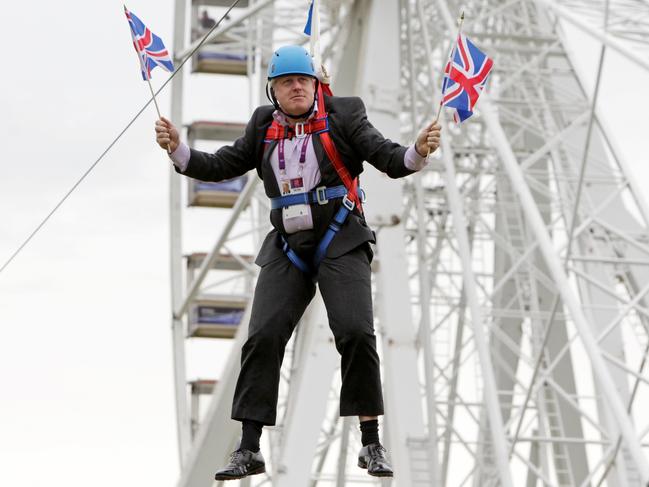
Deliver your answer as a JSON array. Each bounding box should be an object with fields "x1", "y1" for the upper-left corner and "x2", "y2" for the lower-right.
[{"x1": 264, "y1": 82, "x2": 363, "y2": 213}]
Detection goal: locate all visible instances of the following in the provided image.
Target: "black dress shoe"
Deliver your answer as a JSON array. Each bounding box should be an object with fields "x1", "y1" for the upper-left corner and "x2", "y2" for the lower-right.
[
  {"x1": 358, "y1": 443, "x2": 394, "y2": 477},
  {"x1": 214, "y1": 449, "x2": 265, "y2": 481}
]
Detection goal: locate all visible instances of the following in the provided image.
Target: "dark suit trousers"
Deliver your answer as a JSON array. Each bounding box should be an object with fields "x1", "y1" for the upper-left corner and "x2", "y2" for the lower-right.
[{"x1": 231, "y1": 244, "x2": 385, "y2": 426}]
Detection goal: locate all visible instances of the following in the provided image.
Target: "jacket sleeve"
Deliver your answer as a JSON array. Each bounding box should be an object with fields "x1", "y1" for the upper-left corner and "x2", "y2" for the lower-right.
[
  {"x1": 174, "y1": 108, "x2": 261, "y2": 182},
  {"x1": 344, "y1": 97, "x2": 414, "y2": 179}
]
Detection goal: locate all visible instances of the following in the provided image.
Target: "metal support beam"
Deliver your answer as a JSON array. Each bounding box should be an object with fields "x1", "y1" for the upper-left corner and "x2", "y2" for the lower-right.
[
  {"x1": 407, "y1": 0, "x2": 441, "y2": 481},
  {"x1": 170, "y1": 0, "x2": 191, "y2": 465},
  {"x1": 174, "y1": 177, "x2": 259, "y2": 319},
  {"x1": 336, "y1": 417, "x2": 353, "y2": 487},
  {"x1": 480, "y1": 95, "x2": 649, "y2": 483},
  {"x1": 535, "y1": 0, "x2": 649, "y2": 73},
  {"x1": 440, "y1": 122, "x2": 515, "y2": 487},
  {"x1": 175, "y1": 306, "x2": 252, "y2": 487},
  {"x1": 334, "y1": 0, "x2": 431, "y2": 484}
]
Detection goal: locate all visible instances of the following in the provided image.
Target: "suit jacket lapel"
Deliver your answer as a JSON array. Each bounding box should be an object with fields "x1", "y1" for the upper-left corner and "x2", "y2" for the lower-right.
[
  {"x1": 261, "y1": 140, "x2": 282, "y2": 197},
  {"x1": 313, "y1": 133, "x2": 330, "y2": 175}
]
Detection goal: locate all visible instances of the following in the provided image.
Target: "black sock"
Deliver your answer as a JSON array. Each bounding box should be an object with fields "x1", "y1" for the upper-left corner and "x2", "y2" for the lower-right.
[
  {"x1": 360, "y1": 419, "x2": 380, "y2": 446},
  {"x1": 240, "y1": 419, "x2": 263, "y2": 452}
]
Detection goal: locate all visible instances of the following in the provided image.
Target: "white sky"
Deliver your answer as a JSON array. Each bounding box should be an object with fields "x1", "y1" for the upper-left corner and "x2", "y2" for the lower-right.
[{"x1": 1, "y1": 2, "x2": 648, "y2": 487}]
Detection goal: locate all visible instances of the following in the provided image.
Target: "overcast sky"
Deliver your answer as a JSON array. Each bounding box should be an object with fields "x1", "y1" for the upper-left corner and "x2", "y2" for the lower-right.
[
  {"x1": 1, "y1": 2, "x2": 648, "y2": 487},
  {"x1": 1, "y1": 2, "x2": 182, "y2": 485}
]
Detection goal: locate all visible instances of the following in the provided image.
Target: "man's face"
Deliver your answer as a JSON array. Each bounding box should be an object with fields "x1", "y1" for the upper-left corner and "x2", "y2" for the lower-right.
[{"x1": 272, "y1": 75, "x2": 316, "y2": 118}]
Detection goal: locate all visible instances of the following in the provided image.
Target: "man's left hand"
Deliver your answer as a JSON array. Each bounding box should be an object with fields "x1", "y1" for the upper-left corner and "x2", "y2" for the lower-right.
[{"x1": 415, "y1": 121, "x2": 442, "y2": 157}]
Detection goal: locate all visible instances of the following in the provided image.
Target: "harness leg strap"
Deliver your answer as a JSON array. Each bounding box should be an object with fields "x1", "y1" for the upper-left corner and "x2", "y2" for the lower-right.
[
  {"x1": 312, "y1": 198, "x2": 354, "y2": 268},
  {"x1": 281, "y1": 236, "x2": 315, "y2": 276}
]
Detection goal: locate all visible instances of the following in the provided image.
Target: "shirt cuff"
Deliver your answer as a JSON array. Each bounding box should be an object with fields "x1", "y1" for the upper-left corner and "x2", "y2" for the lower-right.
[
  {"x1": 404, "y1": 144, "x2": 428, "y2": 172},
  {"x1": 169, "y1": 142, "x2": 190, "y2": 172}
]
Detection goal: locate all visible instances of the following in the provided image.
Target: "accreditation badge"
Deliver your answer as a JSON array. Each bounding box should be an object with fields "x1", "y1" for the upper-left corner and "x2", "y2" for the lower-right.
[{"x1": 282, "y1": 177, "x2": 314, "y2": 232}]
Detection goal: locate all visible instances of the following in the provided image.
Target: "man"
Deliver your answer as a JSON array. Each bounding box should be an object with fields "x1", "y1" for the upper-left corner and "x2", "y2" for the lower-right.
[
  {"x1": 199, "y1": 10, "x2": 216, "y2": 30},
  {"x1": 155, "y1": 45, "x2": 441, "y2": 481}
]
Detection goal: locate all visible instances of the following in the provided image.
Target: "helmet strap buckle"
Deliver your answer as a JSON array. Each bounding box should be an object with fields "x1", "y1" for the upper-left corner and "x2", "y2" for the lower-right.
[{"x1": 294, "y1": 122, "x2": 306, "y2": 138}]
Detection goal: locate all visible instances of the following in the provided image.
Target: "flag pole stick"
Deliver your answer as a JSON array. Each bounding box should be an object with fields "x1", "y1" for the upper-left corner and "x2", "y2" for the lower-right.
[
  {"x1": 147, "y1": 77, "x2": 163, "y2": 120},
  {"x1": 310, "y1": 0, "x2": 328, "y2": 83},
  {"x1": 311, "y1": 0, "x2": 321, "y2": 68},
  {"x1": 427, "y1": 9, "x2": 465, "y2": 157},
  {"x1": 145, "y1": 77, "x2": 171, "y2": 154}
]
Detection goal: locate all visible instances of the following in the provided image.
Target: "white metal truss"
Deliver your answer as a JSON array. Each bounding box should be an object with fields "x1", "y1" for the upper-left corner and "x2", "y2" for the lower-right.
[
  {"x1": 400, "y1": 0, "x2": 649, "y2": 485},
  {"x1": 168, "y1": 0, "x2": 649, "y2": 485}
]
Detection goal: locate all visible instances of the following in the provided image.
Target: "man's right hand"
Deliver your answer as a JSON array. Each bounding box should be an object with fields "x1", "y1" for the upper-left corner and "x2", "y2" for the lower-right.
[{"x1": 155, "y1": 116, "x2": 180, "y2": 153}]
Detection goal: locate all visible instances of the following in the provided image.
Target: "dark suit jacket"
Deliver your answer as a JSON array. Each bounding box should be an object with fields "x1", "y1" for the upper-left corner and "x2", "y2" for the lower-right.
[{"x1": 175, "y1": 94, "x2": 416, "y2": 266}]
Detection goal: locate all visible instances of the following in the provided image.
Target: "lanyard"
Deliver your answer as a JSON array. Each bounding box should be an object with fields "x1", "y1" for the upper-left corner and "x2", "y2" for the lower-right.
[{"x1": 278, "y1": 134, "x2": 311, "y2": 177}]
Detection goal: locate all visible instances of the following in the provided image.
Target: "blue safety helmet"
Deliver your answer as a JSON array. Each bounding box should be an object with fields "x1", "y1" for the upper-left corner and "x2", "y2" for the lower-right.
[{"x1": 267, "y1": 45, "x2": 317, "y2": 80}]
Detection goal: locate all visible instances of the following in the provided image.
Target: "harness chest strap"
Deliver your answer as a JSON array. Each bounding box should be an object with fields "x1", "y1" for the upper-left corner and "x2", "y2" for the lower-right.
[{"x1": 264, "y1": 117, "x2": 328, "y2": 142}]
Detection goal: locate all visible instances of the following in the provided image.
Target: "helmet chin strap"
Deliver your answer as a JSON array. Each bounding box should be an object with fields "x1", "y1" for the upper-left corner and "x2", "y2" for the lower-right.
[{"x1": 266, "y1": 79, "x2": 320, "y2": 121}]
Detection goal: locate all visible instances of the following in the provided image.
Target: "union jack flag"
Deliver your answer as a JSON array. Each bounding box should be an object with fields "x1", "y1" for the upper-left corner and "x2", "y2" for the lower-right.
[
  {"x1": 441, "y1": 33, "x2": 493, "y2": 123},
  {"x1": 124, "y1": 6, "x2": 174, "y2": 80}
]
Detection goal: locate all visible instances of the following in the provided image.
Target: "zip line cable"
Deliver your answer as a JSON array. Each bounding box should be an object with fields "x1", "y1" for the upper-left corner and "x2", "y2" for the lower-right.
[{"x1": 0, "y1": 0, "x2": 243, "y2": 276}]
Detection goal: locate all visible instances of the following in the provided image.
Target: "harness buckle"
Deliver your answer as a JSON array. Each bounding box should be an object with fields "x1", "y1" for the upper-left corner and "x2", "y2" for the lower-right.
[
  {"x1": 294, "y1": 122, "x2": 306, "y2": 138},
  {"x1": 315, "y1": 186, "x2": 329, "y2": 205},
  {"x1": 342, "y1": 194, "x2": 355, "y2": 211}
]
